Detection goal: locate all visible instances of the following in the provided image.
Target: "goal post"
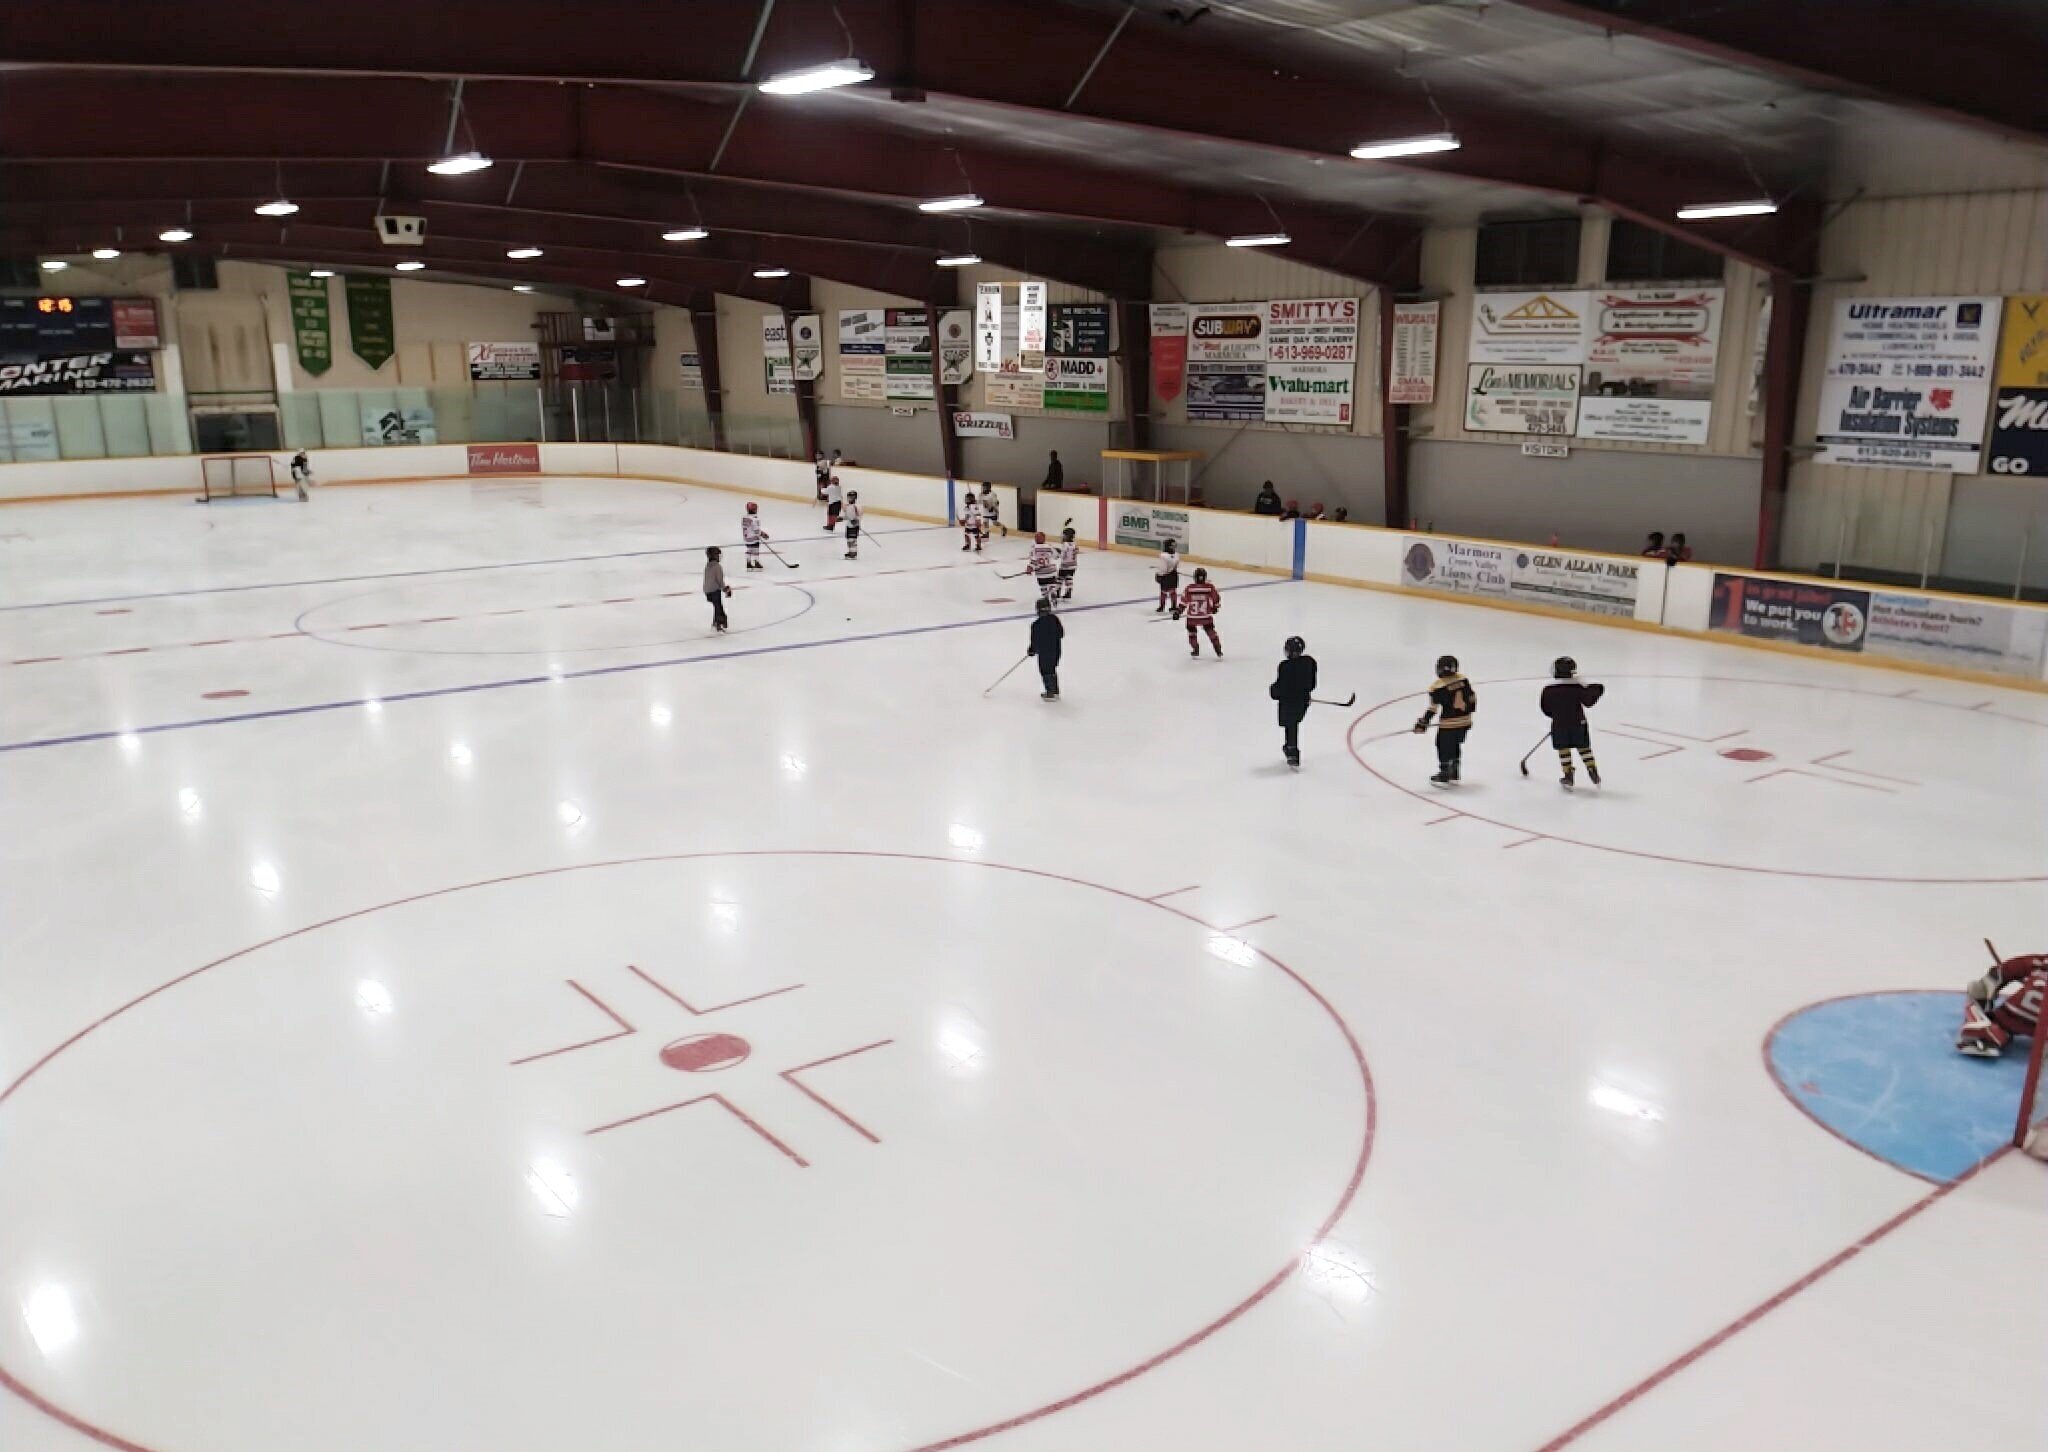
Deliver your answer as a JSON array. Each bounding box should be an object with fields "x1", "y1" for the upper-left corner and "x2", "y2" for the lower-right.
[
  {"x1": 2018, "y1": 1014, "x2": 2048, "y2": 1159},
  {"x1": 199, "y1": 453, "x2": 279, "y2": 501}
]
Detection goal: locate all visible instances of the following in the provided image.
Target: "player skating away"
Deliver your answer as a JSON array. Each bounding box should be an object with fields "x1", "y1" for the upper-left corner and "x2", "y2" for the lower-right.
[
  {"x1": 979, "y1": 482, "x2": 1008, "y2": 538},
  {"x1": 1028, "y1": 597, "x2": 1064, "y2": 701},
  {"x1": 1412, "y1": 654, "x2": 1475, "y2": 786},
  {"x1": 1155, "y1": 538, "x2": 1182, "y2": 614},
  {"x1": 741, "y1": 502, "x2": 768, "y2": 570},
  {"x1": 1270, "y1": 635, "x2": 1316, "y2": 769},
  {"x1": 824, "y1": 474, "x2": 845, "y2": 532},
  {"x1": 1057, "y1": 527, "x2": 1080, "y2": 599},
  {"x1": 813, "y1": 451, "x2": 830, "y2": 500},
  {"x1": 289, "y1": 450, "x2": 312, "y2": 502},
  {"x1": 1540, "y1": 656, "x2": 1604, "y2": 790},
  {"x1": 843, "y1": 491, "x2": 863, "y2": 559},
  {"x1": 703, "y1": 546, "x2": 732, "y2": 633},
  {"x1": 1028, "y1": 531, "x2": 1060, "y2": 606},
  {"x1": 961, "y1": 490, "x2": 984, "y2": 552},
  {"x1": 1180, "y1": 567, "x2": 1222, "y2": 657},
  {"x1": 1957, "y1": 949, "x2": 2046, "y2": 1058}
]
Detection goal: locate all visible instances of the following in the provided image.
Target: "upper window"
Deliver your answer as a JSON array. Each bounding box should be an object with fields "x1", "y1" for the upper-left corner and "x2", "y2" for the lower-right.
[
  {"x1": 1474, "y1": 218, "x2": 1582, "y2": 288},
  {"x1": 1605, "y1": 219, "x2": 1725, "y2": 283}
]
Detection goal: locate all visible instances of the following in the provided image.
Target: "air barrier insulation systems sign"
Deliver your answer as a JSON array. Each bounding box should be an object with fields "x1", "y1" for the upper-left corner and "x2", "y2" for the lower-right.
[{"x1": 1814, "y1": 296, "x2": 2002, "y2": 473}]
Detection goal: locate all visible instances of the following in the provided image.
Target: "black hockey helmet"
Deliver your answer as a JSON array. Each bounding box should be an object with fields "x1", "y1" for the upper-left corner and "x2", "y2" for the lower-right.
[
  {"x1": 1436, "y1": 653, "x2": 1459, "y2": 675},
  {"x1": 1035, "y1": 597, "x2": 1052, "y2": 614},
  {"x1": 1553, "y1": 655, "x2": 1577, "y2": 679},
  {"x1": 1061, "y1": 526, "x2": 1075, "y2": 540},
  {"x1": 1284, "y1": 635, "x2": 1306, "y2": 656},
  {"x1": 1193, "y1": 566, "x2": 1208, "y2": 582}
]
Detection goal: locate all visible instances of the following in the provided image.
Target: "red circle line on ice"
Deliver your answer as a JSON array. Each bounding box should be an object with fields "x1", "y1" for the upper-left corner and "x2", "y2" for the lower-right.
[
  {"x1": 0, "y1": 850, "x2": 1376, "y2": 1452},
  {"x1": 1346, "y1": 673, "x2": 2048, "y2": 885},
  {"x1": 660, "y1": 1031, "x2": 752, "y2": 1072}
]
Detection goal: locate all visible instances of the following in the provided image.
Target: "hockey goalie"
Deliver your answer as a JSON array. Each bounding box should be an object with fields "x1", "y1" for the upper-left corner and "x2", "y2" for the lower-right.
[{"x1": 1957, "y1": 949, "x2": 2046, "y2": 1059}]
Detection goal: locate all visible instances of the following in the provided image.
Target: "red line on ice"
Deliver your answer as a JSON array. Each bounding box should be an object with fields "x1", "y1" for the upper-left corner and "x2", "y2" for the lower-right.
[{"x1": 779, "y1": 1039, "x2": 894, "y2": 1143}]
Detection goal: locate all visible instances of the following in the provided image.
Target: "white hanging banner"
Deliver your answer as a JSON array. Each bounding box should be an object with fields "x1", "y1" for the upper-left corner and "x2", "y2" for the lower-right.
[
  {"x1": 1388, "y1": 301, "x2": 1439, "y2": 405},
  {"x1": 789, "y1": 313, "x2": 824, "y2": 381},
  {"x1": 975, "y1": 283, "x2": 1004, "y2": 371},
  {"x1": 1018, "y1": 282, "x2": 1047, "y2": 372},
  {"x1": 1576, "y1": 287, "x2": 1724, "y2": 445},
  {"x1": 938, "y1": 308, "x2": 974, "y2": 384},
  {"x1": 1468, "y1": 290, "x2": 1590, "y2": 365}
]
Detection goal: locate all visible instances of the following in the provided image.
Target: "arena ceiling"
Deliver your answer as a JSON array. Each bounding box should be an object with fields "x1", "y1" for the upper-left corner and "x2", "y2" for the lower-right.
[{"x1": 3, "y1": 0, "x2": 2043, "y2": 308}]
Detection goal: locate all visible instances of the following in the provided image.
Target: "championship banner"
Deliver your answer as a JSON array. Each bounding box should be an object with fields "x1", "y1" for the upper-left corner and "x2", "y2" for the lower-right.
[
  {"x1": 1989, "y1": 294, "x2": 2048, "y2": 476},
  {"x1": 678, "y1": 352, "x2": 704, "y2": 392},
  {"x1": 1468, "y1": 291, "x2": 1589, "y2": 365},
  {"x1": 937, "y1": 309, "x2": 973, "y2": 385},
  {"x1": 0, "y1": 351, "x2": 156, "y2": 395},
  {"x1": 344, "y1": 275, "x2": 395, "y2": 371},
  {"x1": 1150, "y1": 303, "x2": 1188, "y2": 403},
  {"x1": 1388, "y1": 301, "x2": 1438, "y2": 405},
  {"x1": 1264, "y1": 297, "x2": 1359, "y2": 426},
  {"x1": 1401, "y1": 537, "x2": 1640, "y2": 620},
  {"x1": 838, "y1": 309, "x2": 887, "y2": 400},
  {"x1": 362, "y1": 402, "x2": 437, "y2": 445},
  {"x1": 1814, "y1": 296, "x2": 2001, "y2": 473},
  {"x1": 112, "y1": 299, "x2": 161, "y2": 350},
  {"x1": 885, "y1": 308, "x2": 934, "y2": 401},
  {"x1": 975, "y1": 283, "x2": 1004, "y2": 372},
  {"x1": 1050, "y1": 303, "x2": 1112, "y2": 359},
  {"x1": 466, "y1": 341, "x2": 540, "y2": 382},
  {"x1": 1018, "y1": 282, "x2": 1047, "y2": 372},
  {"x1": 1577, "y1": 287, "x2": 1723, "y2": 445},
  {"x1": 1044, "y1": 356, "x2": 1110, "y2": 413},
  {"x1": 790, "y1": 314, "x2": 824, "y2": 381},
  {"x1": 951, "y1": 410, "x2": 1014, "y2": 440},
  {"x1": 1464, "y1": 364, "x2": 1581, "y2": 436},
  {"x1": 288, "y1": 272, "x2": 332, "y2": 376},
  {"x1": 1187, "y1": 302, "x2": 1265, "y2": 422}
]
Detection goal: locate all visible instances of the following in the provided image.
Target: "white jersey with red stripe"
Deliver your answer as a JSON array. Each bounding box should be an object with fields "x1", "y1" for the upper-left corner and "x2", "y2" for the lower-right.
[
  {"x1": 1155, "y1": 549, "x2": 1180, "y2": 580},
  {"x1": 741, "y1": 515, "x2": 766, "y2": 544},
  {"x1": 1180, "y1": 580, "x2": 1222, "y2": 622},
  {"x1": 963, "y1": 496, "x2": 983, "y2": 527},
  {"x1": 1058, "y1": 541, "x2": 1079, "y2": 571},
  {"x1": 1029, "y1": 542, "x2": 1057, "y2": 576},
  {"x1": 1992, "y1": 955, "x2": 2048, "y2": 1027}
]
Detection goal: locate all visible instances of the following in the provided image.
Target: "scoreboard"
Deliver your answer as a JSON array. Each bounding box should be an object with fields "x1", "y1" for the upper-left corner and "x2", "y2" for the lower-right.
[{"x1": 0, "y1": 296, "x2": 162, "y2": 353}]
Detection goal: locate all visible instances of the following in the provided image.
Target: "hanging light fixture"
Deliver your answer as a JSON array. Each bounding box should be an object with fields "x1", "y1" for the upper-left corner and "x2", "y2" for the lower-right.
[{"x1": 758, "y1": 60, "x2": 874, "y2": 95}]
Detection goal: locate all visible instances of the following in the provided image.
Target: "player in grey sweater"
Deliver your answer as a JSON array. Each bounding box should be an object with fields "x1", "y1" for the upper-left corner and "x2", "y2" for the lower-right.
[{"x1": 704, "y1": 547, "x2": 731, "y2": 633}]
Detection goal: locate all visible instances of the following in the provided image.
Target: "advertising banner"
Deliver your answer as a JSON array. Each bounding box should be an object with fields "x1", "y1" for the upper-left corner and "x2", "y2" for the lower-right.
[
  {"x1": 4, "y1": 416, "x2": 58, "y2": 461},
  {"x1": 789, "y1": 314, "x2": 823, "y2": 381},
  {"x1": 1989, "y1": 294, "x2": 2048, "y2": 475},
  {"x1": 952, "y1": 410, "x2": 1015, "y2": 440},
  {"x1": 1401, "y1": 537, "x2": 1640, "y2": 619},
  {"x1": 976, "y1": 284, "x2": 1004, "y2": 371},
  {"x1": 986, "y1": 369, "x2": 1043, "y2": 410},
  {"x1": 1018, "y1": 282, "x2": 1047, "y2": 371},
  {"x1": 1389, "y1": 300, "x2": 1439, "y2": 404},
  {"x1": 559, "y1": 345, "x2": 615, "y2": 381},
  {"x1": 466, "y1": 443, "x2": 540, "y2": 476},
  {"x1": 1866, "y1": 591, "x2": 2048, "y2": 677},
  {"x1": 1264, "y1": 296, "x2": 1359, "y2": 426},
  {"x1": 287, "y1": 274, "x2": 331, "y2": 376},
  {"x1": 1044, "y1": 355, "x2": 1111, "y2": 413},
  {"x1": 764, "y1": 357, "x2": 796, "y2": 396},
  {"x1": 1464, "y1": 363, "x2": 1581, "y2": 436},
  {"x1": 1188, "y1": 302, "x2": 1266, "y2": 422},
  {"x1": 1577, "y1": 286, "x2": 1723, "y2": 444},
  {"x1": 938, "y1": 309, "x2": 973, "y2": 385},
  {"x1": 1189, "y1": 302, "x2": 1266, "y2": 362},
  {"x1": 362, "y1": 403, "x2": 437, "y2": 446},
  {"x1": 1050, "y1": 303, "x2": 1112, "y2": 359},
  {"x1": 111, "y1": 299, "x2": 161, "y2": 350},
  {"x1": 344, "y1": 275, "x2": 395, "y2": 370},
  {"x1": 1112, "y1": 502, "x2": 1191, "y2": 550},
  {"x1": 1708, "y1": 574, "x2": 1870, "y2": 650},
  {"x1": 0, "y1": 351, "x2": 156, "y2": 395},
  {"x1": 762, "y1": 314, "x2": 791, "y2": 367},
  {"x1": 1468, "y1": 290, "x2": 1589, "y2": 365},
  {"x1": 466, "y1": 341, "x2": 540, "y2": 381},
  {"x1": 678, "y1": 352, "x2": 703, "y2": 391},
  {"x1": 884, "y1": 308, "x2": 934, "y2": 401},
  {"x1": 837, "y1": 308, "x2": 887, "y2": 399},
  {"x1": 1150, "y1": 303, "x2": 1189, "y2": 403},
  {"x1": 1814, "y1": 296, "x2": 2002, "y2": 472},
  {"x1": 1187, "y1": 364, "x2": 1264, "y2": 421}
]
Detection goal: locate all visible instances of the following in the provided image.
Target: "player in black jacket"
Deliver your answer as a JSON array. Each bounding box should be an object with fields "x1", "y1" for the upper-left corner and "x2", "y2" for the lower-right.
[
  {"x1": 1269, "y1": 635, "x2": 1317, "y2": 769},
  {"x1": 1028, "y1": 598, "x2": 1064, "y2": 701},
  {"x1": 1539, "y1": 656, "x2": 1603, "y2": 789},
  {"x1": 1412, "y1": 654, "x2": 1475, "y2": 786}
]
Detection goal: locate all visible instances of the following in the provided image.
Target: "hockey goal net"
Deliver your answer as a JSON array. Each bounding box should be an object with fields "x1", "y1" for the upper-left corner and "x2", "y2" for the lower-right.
[{"x1": 199, "y1": 453, "x2": 278, "y2": 501}]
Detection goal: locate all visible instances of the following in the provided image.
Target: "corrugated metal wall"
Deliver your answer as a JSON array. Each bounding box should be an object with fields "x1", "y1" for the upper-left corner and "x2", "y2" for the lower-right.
[{"x1": 1782, "y1": 188, "x2": 2048, "y2": 580}]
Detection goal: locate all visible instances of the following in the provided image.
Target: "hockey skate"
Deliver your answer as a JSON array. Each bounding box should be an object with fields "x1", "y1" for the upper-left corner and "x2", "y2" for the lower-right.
[
  {"x1": 1560, "y1": 769, "x2": 1575, "y2": 791},
  {"x1": 1040, "y1": 691, "x2": 1059, "y2": 702},
  {"x1": 1286, "y1": 749, "x2": 1301, "y2": 770},
  {"x1": 1429, "y1": 768, "x2": 1454, "y2": 787},
  {"x1": 1586, "y1": 763, "x2": 1601, "y2": 785}
]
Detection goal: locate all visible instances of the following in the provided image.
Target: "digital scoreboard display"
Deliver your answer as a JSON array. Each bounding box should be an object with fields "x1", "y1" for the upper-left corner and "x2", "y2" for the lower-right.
[{"x1": 0, "y1": 296, "x2": 162, "y2": 353}]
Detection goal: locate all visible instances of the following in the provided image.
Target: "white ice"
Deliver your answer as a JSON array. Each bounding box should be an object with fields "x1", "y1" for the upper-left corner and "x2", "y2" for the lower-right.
[{"x1": 0, "y1": 477, "x2": 2043, "y2": 1452}]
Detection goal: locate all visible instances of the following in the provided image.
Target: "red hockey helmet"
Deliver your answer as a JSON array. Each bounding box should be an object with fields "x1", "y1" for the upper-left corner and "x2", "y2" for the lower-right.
[
  {"x1": 1035, "y1": 530, "x2": 1047, "y2": 543},
  {"x1": 746, "y1": 501, "x2": 758, "y2": 513}
]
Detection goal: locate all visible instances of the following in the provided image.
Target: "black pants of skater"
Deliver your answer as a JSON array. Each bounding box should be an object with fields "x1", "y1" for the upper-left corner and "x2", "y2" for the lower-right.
[
  {"x1": 845, "y1": 524, "x2": 860, "y2": 555},
  {"x1": 707, "y1": 591, "x2": 728, "y2": 629},
  {"x1": 1039, "y1": 664, "x2": 1059, "y2": 696},
  {"x1": 1279, "y1": 701, "x2": 1307, "y2": 756},
  {"x1": 1436, "y1": 725, "x2": 1468, "y2": 771}
]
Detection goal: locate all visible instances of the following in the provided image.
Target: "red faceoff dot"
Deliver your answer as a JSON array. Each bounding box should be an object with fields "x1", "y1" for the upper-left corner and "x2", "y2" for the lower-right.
[{"x1": 659, "y1": 1032, "x2": 751, "y2": 1073}]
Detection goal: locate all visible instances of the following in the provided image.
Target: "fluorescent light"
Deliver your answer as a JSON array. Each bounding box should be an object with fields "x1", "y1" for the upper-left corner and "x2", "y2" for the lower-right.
[
  {"x1": 616, "y1": 276, "x2": 647, "y2": 288},
  {"x1": 309, "y1": 269, "x2": 334, "y2": 278},
  {"x1": 1225, "y1": 232, "x2": 1290, "y2": 248},
  {"x1": 1676, "y1": 199, "x2": 1778, "y2": 221},
  {"x1": 753, "y1": 267, "x2": 789, "y2": 279},
  {"x1": 506, "y1": 246, "x2": 543, "y2": 260},
  {"x1": 757, "y1": 60, "x2": 874, "y2": 95},
  {"x1": 512, "y1": 284, "x2": 535, "y2": 293},
  {"x1": 936, "y1": 253, "x2": 981, "y2": 268},
  {"x1": 254, "y1": 199, "x2": 299, "y2": 217},
  {"x1": 1349, "y1": 132, "x2": 1460, "y2": 161},
  {"x1": 39, "y1": 259, "x2": 67, "y2": 272},
  {"x1": 663, "y1": 227, "x2": 709, "y2": 242},
  {"x1": 427, "y1": 150, "x2": 493, "y2": 175},
  {"x1": 918, "y1": 194, "x2": 983, "y2": 214},
  {"x1": 158, "y1": 227, "x2": 193, "y2": 242},
  {"x1": 92, "y1": 247, "x2": 121, "y2": 260},
  {"x1": 394, "y1": 260, "x2": 426, "y2": 271}
]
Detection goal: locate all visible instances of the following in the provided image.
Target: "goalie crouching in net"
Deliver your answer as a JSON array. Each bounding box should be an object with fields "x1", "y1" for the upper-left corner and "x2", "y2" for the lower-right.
[{"x1": 1958, "y1": 950, "x2": 2046, "y2": 1059}]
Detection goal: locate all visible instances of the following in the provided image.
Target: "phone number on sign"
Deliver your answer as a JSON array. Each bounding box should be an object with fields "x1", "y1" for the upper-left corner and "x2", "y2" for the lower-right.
[{"x1": 1268, "y1": 345, "x2": 1356, "y2": 362}]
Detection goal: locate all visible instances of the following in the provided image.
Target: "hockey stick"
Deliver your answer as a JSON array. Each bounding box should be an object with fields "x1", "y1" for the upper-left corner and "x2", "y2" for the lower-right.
[
  {"x1": 1310, "y1": 693, "x2": 1357, "y2": 707},
  {"x1": 996, "y1": 567, "x2": 1035, "y2": 580},
  {"x1": 763, "y1": 542, "x2": 801, "y2": 570},
  {"x1": 1986, "y1": 938, "x2": 2004, "y2": 965},
  {"x1": 982, "y1": 654, "x2": 1030, "y2": 697},
  {"x1": 1518, "y1": 731, "x2": 1550, "y2": 776}
]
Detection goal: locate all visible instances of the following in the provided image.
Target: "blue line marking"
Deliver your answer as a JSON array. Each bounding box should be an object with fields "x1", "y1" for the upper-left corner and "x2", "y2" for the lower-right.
[
  {"x1": 1767, "y1": 990, "x2": 2034, "y2": 1183},
  {"x1": 1291, "y1": 518, "x2": 1307, "y2": 581},
  {"x1": 946, "y1": 477, "x2": 957, "y2": 527}
]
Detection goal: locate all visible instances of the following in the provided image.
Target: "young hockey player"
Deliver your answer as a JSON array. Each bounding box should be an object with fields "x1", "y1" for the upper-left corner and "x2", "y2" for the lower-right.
[
  {"x1": 1028, "y1": 597, "x2": 1064, "y2": 701},
  {"x1": 1056, "y1": 526, "x2": 1080, "y2": 600},
  {"x1": 1539, "y1": 655, "x2": 1604, "y2": 790},
  {"x1": 1957, "y1": 948, "x2": 2046, "y2": 1058},
  {"x1": 1028, "y1": 530, "x2": 1060, "y2": 606},
  {"x1": 1270, "y1": 635, "x2": 1317, "y2": 769},
  {"x1": 703, "y1": 546, "x2": 732, "y2": 633},
  {"x1": 1411, "y1": 654, "x2": 1475, "y2": 786},
  {"x1": 1180, "y1": 566, "x2": 1222, "y2": 657},
  {"x1": 824, "y1": 474, "x2": 845, "y2": 532},
  {"x1": 842, "y1": 490, "x2": 863, "y2": 559},
  {"x1": 961, "y1": 490, "x2": 984, "y2": 552},
  {"x1": 741, "y1": 501, "x2": 768, "y2": 570},
  {"x1": 288, "y1": 450, "x2": 312, "y2": 502},
  {"x1": 813, "y1": 451, "x2": 830, "y2": 501},
  {"x1": 1154, "y1": 538, "x2": 1182, "y2": 614},
  {"x1": 979, "y1": 482, "x2": 1008, "y2": 538}
]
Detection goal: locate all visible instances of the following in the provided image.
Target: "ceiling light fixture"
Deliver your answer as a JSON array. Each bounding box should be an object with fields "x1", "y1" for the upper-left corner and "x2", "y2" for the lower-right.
[
  {"x1": 309, "y1": 269, "x2": 334, "y2": 278},
  {"x1": 506, "y1": 246, "x2": 543, "y2": 260},
  {"x1": 1349, "y1": 132, "x2": 1460, "y2": 161},
  {"x1": 1676, "y1": 199, "x2": 1779, "y2": 221},
  {"x1": 427, "y1": 150, "x2": 493, "y2": 176},
  {"x1": 753, "y1": 267, "x2": 790, "y2": 279},
  {"x1": 918, "y1": 194, "x2": 984, "y2": 214},
  {"x1": 662, "y1": 227, "x2": 710, "y2": 242},
  {"x1": 936, "y1": 253, "x2": 981, "y2": 268},
  {"x1": 512, "y1": 284, "x2": 535, "y2": 293},
  {"x1": 39, "y1": 259, "x2": 67, "y2": 272},
  {"x1": 757, "y1": 60, "x2": 874, "y2": 95},
  {"x1": 617, "y1": 276, "x2": 647, "y2": 288},
  {"x1": 1225, "y1": 232, "x2": 1290, "y2": 248},
  {"x1": 92, "y1": 247, "x2": 121, "y2": 260},
  {"x1": 394, "y1": 260, "x2": 426, "y2": 271},
  {"x1": 158, "y1": 227, "x2": 193, "y2": 243},
  {"x1": 254, "y1": 199, "x2": 300, "y2": 217}
]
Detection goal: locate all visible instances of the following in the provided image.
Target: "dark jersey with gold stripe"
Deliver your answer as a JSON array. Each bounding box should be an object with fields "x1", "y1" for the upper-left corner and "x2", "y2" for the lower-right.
[{"x1": 1428, "y1": 674, "x2": 1476, "y2": 729}]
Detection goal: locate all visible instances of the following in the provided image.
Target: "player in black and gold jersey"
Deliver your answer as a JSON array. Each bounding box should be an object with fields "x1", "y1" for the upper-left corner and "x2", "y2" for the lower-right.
[{"x1": 1412, "y1": 654, "x2": 1476, "y2": 786}]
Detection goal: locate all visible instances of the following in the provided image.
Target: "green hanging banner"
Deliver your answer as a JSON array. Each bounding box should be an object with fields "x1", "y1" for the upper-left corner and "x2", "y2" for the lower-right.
[
  {"x1": 344, "y1": 274, "x2": 395, "y2": 371},
  {"x1": 286, "y1": 271, "x2": 332, "y2": 376}
]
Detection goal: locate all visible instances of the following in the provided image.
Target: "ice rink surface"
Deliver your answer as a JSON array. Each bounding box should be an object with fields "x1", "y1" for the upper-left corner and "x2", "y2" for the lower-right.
[{"x1": 1, "y1": 477, "x2": 2043, "y2": 1452}]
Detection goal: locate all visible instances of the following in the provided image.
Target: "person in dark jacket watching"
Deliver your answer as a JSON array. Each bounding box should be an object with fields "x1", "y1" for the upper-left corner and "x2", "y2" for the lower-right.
[
  {"x1": 1253, "y1": 482, "x2": 1283, "y2": 516},
  {"x1": 1270, "y1": 635, "x2": 1317, "y2": 769},
  {"x1": 1041, "y1": 451, "x2": 1064, "y2": 491},
  {"x1": 1028, "y1": 598, "x2": 1064, "y2": 701},
  {"x1": 1641, "y1": 531, "x2": 1667, "y2": 558}
]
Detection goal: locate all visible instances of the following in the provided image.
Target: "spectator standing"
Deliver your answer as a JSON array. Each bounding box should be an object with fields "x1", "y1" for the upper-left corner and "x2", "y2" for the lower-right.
[
  {"x1": 1253, "y1": 482, "x2": 1283, "y2": 516},
  {"x1": 1041, "y1": 450, "x2": 1064, "y2": 491}
]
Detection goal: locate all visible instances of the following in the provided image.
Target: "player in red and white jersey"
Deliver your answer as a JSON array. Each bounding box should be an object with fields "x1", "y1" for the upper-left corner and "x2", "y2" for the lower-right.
[
  {"x1": 1155, "y1": 539, "x2": 1182, "y2": 614},
  {"x1": 1958, "y1": 949, "x2": 2047, "y2": 1058},
  {"x1": 1056, "y1": 527, "x2": 1080, "y2": 599},
  {"x1": 961, "y1": 492, "x2": 984, "y2": 552},
  {"x1": 1180, "y1": 566, "x2": 1222, "y2": 657},
  {"x1": 740, "y1": 502, "x2": 769, "y2": 570},
  {"x1": 1028, "y1": 531, "x2": 1059, "y2": 606}
]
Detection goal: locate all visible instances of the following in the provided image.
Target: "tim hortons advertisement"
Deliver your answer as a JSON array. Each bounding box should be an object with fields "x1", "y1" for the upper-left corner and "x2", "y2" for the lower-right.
[
  {"x1": 1989, "y1": 294, "x2": 2048, "y2": 475},
  {"x1": 1401, "y1": 537, "x2": 1640, "y2": 619},
  {"x1": 467, "y1": 443, "x2": 540, "y2": 475},
  {"x1": 1577, "y1": 287, "x2": 1723, "y2": 445},
  {"x1": 0, "y1": 351, "x2": 156, "y2": 395},
  {"x1": 1709, "y1": 575, "x2": 1870, "y2": 650},
  {"x1": 1463, "y1": 364, "x2": 1581, "y2": 436},
  {"x1": 1263, "y1": 296, "x2": 1359, "y2": 426},
  {"x1": 1468, "y1": 290, "x2": 1589, "y2": 365},
  {"x1": 1814, "y1": 296, "x2": 2002, "y2": 473}
]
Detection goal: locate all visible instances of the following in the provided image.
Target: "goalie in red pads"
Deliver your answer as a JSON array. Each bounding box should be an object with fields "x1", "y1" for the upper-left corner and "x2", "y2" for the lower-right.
[
  {"x1": 1540, "y1": 656, "x2": 1603, "y2": 790},
  {"x1": 1958, "y1": 949, "x2": 2046, "y2": 1059},
  {"x1": 1180, "y1": 567, "x2": 1222, "y2": 657}
]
